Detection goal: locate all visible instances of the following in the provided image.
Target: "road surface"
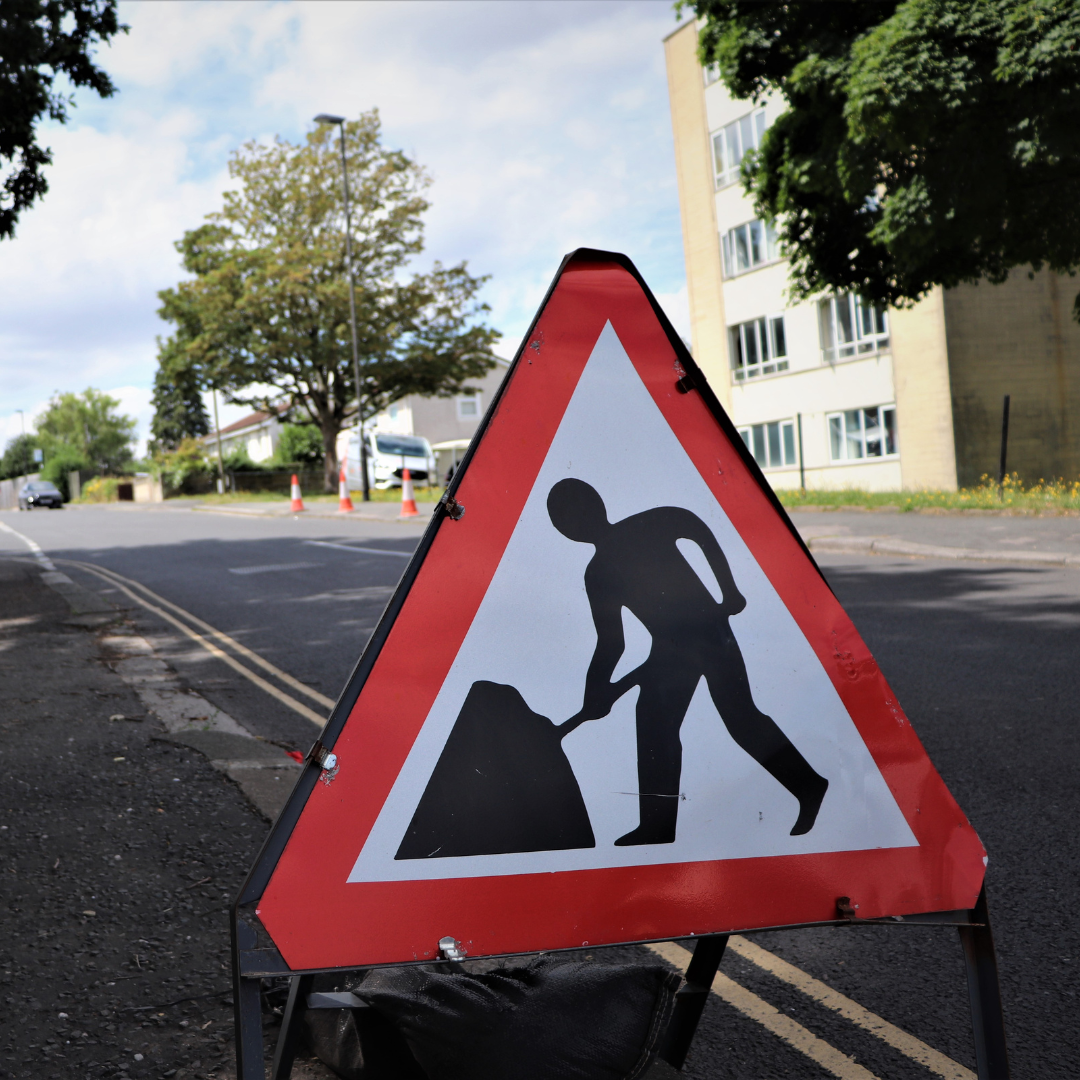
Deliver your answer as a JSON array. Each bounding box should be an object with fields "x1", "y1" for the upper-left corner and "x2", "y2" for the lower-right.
[{"x1": 1, "y1": 502, "x2": 1075, "y2": 1078}]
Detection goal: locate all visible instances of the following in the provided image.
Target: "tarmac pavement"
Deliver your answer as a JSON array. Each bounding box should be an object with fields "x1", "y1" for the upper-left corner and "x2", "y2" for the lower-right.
[{"x1": 0, "y1": 557, "x2": 336, "y2": 1080}]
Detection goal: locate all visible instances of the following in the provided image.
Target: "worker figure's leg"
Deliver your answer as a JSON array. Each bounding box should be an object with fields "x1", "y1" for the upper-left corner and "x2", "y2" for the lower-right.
[
  {"x1": 615, "y1": 670, "x2": 698, "y2": 846},
  {"x1": 705, "y1": 632, "x2": 828, "y2": 836}
]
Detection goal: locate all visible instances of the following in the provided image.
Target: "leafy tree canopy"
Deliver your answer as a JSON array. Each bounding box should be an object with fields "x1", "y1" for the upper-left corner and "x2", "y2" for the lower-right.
[
  {"x1": 688, "y1": 0, "x2": 1080, "y2": 315},
  {"x1": 35, "y1": 387, "x2": 135, "y2": 474},
  {"x1": 0, "y1": 0, "x2": 126, "y2": 239},
  {"x1": 149, "y1": 335, "x2": 210, "y2": 453},
  {"x1": 0, "y1": 432, "x2": 40, "y2": 479},
  {"x1": 156, "y1": 111, "x2": 500, "y2": 491}
]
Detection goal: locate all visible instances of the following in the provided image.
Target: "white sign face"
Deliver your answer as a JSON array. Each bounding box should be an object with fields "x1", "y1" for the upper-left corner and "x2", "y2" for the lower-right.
[{"x1": 349, "y1": 323, "x2": 916, "y2": 884}]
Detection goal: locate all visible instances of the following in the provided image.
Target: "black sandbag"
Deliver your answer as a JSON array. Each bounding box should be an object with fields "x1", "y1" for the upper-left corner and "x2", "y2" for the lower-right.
[
  {"x1": 302, "y1": 1004, "x2": 428, "y2": 1080},
  {"x1": 354, "y1": 957, "x2": 680, "y2": 1080},
  {"x1": 396, "y1": 680, "x2": 595, "y2": 859}
]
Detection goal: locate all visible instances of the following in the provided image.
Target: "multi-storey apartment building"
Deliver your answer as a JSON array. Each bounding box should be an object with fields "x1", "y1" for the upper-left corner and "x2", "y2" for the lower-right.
[{"x1": 664, "y1": 20, "x2": 1080, "y2": 490}]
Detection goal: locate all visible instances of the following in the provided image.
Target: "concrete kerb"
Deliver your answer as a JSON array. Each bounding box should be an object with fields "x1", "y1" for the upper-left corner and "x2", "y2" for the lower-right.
[
  {"x1": 806, "y1": 533, "x2": 1080, "y2": 567},
  {"x1": 0, "y1": 514, "x2": 302, "y2": 821},
  {"x1": 96, "y1": 626, "x2": 302, "y2": 822},
  {"x1": 187, "y1": 500, "x2": 437, "y2": 523}
]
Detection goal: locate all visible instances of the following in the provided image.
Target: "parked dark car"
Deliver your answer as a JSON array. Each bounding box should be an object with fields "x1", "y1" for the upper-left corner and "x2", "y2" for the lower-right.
[{"x1": 17, "y1": 480, "x2": 64, "y2": 510}]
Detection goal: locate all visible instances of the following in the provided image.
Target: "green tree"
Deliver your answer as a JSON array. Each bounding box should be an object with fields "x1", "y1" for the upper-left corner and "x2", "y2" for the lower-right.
[
  {"x1": 274, "y1": 423, "x2": 324, "y2": 466},
  {"x1": 35, "y1": 387, "x2": 135, "y2": 474},
  {"x1": 0, "y1": 0, "x2": 126, "y2": 239},
  {"x1": 0, "y1": 433, "x2": 40, "y2": 479},
  {"x1": 149, "y1": 336, "x2": 210, "y2": 453},
  {"x1": 41, "y1": 445, "x2": 89, "y2": 499},
  {"x1": 156, "y1": 111, "x2": 500, "y2": 492},
  {"x1": 689, "y1": 0, "x2": 1080, "y2": 315}
]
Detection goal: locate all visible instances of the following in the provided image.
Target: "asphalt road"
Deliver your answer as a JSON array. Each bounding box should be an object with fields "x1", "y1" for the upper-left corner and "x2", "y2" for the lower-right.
[{"x1": 1, "y1": 504, "x2": 1077, "y2": 1078}]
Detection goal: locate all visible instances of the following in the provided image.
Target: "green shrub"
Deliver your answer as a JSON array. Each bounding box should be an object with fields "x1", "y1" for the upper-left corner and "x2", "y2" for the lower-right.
[
  {"x1": 274, "y1": 424, "x2": 324, "y2": 466},
  {"x1": 80, "y1": 477, "x2": 121, "y2": 503},
  {"x1": 223, "y1": 445, "x2": 259, "y2": 472},
  {"x1": 41, "y1": 447, "x2": 91, "y2": 500}
]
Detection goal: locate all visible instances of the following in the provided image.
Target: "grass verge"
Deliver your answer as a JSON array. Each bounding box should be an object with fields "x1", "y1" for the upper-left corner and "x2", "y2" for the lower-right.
[{"x1": 777, "y1": 475, "x2": 1080, "y2": 513}]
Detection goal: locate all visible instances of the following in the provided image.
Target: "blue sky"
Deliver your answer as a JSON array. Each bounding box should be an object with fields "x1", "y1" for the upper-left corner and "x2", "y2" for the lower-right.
[{"x1": 0, "y1": 0, "x2": 690, "y2": 452}]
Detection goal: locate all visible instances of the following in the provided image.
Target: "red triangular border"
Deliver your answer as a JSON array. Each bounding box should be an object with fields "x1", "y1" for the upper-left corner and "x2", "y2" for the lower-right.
[{"x1": 242, "y1": 251, "x2": 986, "y2": 971}]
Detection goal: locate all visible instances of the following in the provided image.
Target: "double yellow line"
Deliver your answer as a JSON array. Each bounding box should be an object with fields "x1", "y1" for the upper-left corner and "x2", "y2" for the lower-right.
[
  {"x1": 650, "y1": 939, "x2": 974, "y2": 1079},
  {"x1": 63, "y1": 560, "x2": 332, "y2": 728}
]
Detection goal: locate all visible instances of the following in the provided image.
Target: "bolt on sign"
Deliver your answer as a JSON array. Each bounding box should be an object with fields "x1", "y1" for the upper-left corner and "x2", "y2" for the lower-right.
[{"x1": 233, "y1": 250, "x2": 1006, "y2": 1080}]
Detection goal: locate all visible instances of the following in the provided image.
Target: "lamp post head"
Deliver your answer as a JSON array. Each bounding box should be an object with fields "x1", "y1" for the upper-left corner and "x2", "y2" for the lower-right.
[{"x1": 314, "y1": 113, "x2": 345, "y2": 125}]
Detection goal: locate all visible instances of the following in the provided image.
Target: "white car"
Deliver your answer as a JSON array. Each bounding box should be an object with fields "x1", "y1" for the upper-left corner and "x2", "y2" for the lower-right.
[{"x1": 346, "y1": 431, "x2": 435, "y2": 490}]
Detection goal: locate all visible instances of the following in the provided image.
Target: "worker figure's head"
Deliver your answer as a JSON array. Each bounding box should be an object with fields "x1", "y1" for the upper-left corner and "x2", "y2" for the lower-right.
[{"x1": 547, "y1": 478, "x2": 609, "y2": 544}]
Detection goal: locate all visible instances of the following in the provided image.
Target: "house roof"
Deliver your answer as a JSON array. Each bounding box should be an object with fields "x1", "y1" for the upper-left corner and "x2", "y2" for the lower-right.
[{"x1": 210, "y1": 402, "x2": 289, "y2": 438}]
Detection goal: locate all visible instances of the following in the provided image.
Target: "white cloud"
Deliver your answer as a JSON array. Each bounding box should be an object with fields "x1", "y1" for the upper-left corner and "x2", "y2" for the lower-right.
[{"x1": 0, "y1": 0, "x2": 688, "y2": 449}]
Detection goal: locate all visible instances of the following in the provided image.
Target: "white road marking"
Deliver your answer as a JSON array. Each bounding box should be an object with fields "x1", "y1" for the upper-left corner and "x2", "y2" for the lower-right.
[
  {"x1": 727, "y1": 935, "x2": 976, "y2": 1079},
  {"x1": 648, "y1": 941, "x2": 880, "y2": 1079},
  {"x1": 303, "y1": 540, "x2": 412, "y2": 557},
  {"x1": 227, "y1": 562, "x2": 322, "y2": 575},
  {"x1": 0, "y1": 519, "x2": 57, "y2": 570}
]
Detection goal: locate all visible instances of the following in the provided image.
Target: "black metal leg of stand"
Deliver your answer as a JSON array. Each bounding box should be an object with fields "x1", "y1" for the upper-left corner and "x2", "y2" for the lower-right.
[
  {"x1": 271, "y1": 974, "x2": 313, "y2": 1080},
  {"x1": 659, "y1": 935, "x2": 729, "y2": 1070},
  {"x1": 234, "y1": 972, "x2": 265, "y2": 1080},
  {"x1": 958, "y1": 885, "x2": 1010, "y2": 1079}
]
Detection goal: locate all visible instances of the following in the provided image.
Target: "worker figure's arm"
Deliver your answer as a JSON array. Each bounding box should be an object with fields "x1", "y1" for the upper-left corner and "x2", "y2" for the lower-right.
[
  {"x1": 561, "y1": 572, "x2": 628, "y2": 732},
  {"x1": 681, "y1": 512, "x2": 746, "y2": 616}
]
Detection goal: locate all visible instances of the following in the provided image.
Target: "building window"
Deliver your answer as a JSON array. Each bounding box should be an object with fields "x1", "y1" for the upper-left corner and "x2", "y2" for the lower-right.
[
  {"x1": 721, "y1": 219, "x2": 779, "y2": 278},
  {"x1": 818, "y1": 294, "x2": 889, "y2": 363},
  {"x1": 738, "y1": 419, "x2": 798, "y2": 470},
  {"x1": 713, "y1": 108, "x2": 766, "y2": 188},
  {"x1": 703, "y1": 63, "x2": 721, "y2": 86},
  {"x1": 456, "y1": 393, "x2": 481, "y2": 421},
  {"x1": 827, "y1": 406, "x2": 898, "y2": 461},
  {"x1": 729, "y1": 315, "x2": 788, "y2": 382}
]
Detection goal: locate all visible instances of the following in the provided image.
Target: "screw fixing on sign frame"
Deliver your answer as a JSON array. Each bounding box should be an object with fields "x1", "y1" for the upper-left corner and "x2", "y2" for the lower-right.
[
  {"x1": 309, "y1": 742, "x2": 337, "y2": 771},
  {"x1": 439, "y1": 937, "x2": 467, "y2": 962}
]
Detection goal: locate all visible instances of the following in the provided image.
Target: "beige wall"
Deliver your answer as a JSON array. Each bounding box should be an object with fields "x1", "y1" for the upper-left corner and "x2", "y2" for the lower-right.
[
  {"x1": 664, "y1": 22, "x2": 730, "y2": 411},
  {"x1": 944, "y1": 268, "x2": 1080, "y2": 486},
  {"x1": 890, "y1": 288, "x2": 959, "y2": 490}
]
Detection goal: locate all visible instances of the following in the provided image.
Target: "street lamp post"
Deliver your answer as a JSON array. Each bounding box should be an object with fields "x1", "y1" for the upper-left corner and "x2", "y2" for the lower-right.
[{"x1": 315, "y1": 113, "x2": 370, "y2": 502}]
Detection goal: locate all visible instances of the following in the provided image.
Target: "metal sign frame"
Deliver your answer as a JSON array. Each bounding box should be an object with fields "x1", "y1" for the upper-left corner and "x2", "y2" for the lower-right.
[{"x1": 231, "y1": 249, "x2": 1009, "y2": 1078}]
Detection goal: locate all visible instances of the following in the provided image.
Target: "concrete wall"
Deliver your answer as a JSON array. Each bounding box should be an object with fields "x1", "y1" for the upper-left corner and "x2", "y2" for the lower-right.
[
  {"x1": 890, "y1": 288, "x2": 959, "y2": 490},
  {"x1": 944, "y1": 267, "x2": 1080, "y2": 486},
  {"x1": 664, "y1": 21, "x2": 729, "y2": 408},
  {"x1": 0, "y1": 473, "x2": 41, "y2": 510}
]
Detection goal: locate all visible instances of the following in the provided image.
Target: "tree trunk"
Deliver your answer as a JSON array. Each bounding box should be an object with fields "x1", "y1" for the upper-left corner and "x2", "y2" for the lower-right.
[{"x1": 321, "y1": 424, "x2": 339, "y2": 493}]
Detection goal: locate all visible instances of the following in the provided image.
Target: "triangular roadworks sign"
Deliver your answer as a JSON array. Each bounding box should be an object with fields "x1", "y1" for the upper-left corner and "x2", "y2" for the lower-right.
[{"x1": 240, "y1": 250, "x2": 986, "y2": 972}]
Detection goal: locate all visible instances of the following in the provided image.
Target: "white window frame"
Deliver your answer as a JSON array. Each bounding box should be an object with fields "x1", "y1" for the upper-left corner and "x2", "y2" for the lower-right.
[
  {"x1": 456, "y1": 393, "x2": 482, "y2": 421},
  {"x1": 703, "y1": 62, "x2": 721, "y2": 86},
  {"x1": 712, "y1": 108, "x2": 766, "y2": 188},
  {"x1": 737, "y1": 418, "x2": 798, "y2": 470},
  {"x1": 720, "y1": 219, "x2": 779, "y2": 278},
  {"x1": 826, "y1": 405, "x2": 898, "y2": 462},
  {"x1": 729, "y1": 313, "x2": 788, "y2": 382},
  {"x1": 818, "y1": 294, "x2": 890, "y2": 363}
]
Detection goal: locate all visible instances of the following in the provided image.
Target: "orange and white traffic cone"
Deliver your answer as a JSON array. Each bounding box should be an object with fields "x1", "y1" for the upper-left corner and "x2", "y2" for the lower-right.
[
  {"x1": 290, "y1": 473, "x2": 305, "y2": 512},
  {"x1": 338, "y1": 466, "x2": 354, "y2": 512},
  {"x1": 399, "y1": 468, "x2": 419, "y2": 518}
]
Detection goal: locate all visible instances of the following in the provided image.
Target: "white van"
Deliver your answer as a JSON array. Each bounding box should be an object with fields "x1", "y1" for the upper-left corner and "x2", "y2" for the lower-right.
[{"x1": 346, "y1": 430, "x2": 436, "y2": 490}]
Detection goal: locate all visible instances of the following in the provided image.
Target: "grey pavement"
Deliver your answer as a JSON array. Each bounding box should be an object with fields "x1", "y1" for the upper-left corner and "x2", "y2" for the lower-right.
[{"x1": 790, "y1": 507, "x2": 1080, "y2": 565}]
